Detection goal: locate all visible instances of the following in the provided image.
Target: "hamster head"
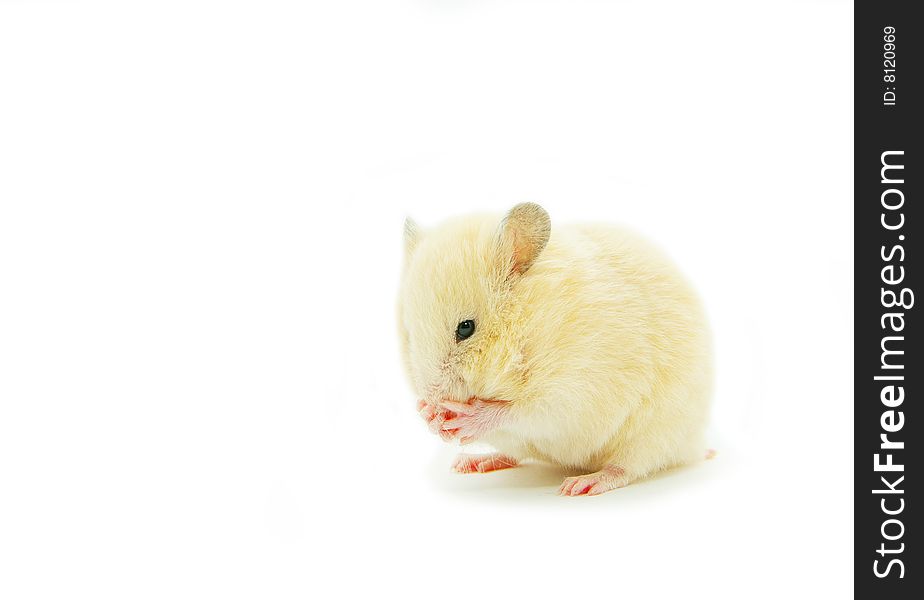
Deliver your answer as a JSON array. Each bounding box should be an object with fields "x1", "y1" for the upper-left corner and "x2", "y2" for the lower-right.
[{"x1": 398, "y1": 203, "x2": 551, "y2": 404}]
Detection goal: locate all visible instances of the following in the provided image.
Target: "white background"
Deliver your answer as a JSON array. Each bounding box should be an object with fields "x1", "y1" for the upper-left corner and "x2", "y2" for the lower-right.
[{"x1": 0, "y1": 1, "x2": 853, "y2": 598}]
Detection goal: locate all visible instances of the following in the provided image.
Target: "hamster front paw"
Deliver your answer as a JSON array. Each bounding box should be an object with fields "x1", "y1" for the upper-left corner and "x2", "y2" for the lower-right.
[
  {"x1": 417, "y1": 399, "x2": 459, "y2": 442},
  {"x1": 439, "y1": 397, "x2": 510, "y2": 444}
]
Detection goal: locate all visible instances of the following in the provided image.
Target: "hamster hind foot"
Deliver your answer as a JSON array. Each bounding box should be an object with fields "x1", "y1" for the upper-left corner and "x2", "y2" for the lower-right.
[
  {"x1": 452, "y1": 453, "x2": 519, "y2": 474},
  {"x1": 558, "y1": 448, "x2": 716, "y2": 496},
  {"x1": 558, "y1": 465, "x2": 629, "y2": 497}
]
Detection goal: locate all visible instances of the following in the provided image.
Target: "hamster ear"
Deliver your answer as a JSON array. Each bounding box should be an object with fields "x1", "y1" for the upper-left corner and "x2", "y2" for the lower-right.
[
  {"x1": 404, "y1": 217, "x2": 421, "y2": 259},
  {"x1": 495, "y1": 202, "x2": 551, "y2": 277}
]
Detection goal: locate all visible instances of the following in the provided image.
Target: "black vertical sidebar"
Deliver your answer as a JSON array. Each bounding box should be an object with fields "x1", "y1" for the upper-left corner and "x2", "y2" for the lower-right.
[{"x1": 856, "y1": 1, "x2": 920, "y2": 597}]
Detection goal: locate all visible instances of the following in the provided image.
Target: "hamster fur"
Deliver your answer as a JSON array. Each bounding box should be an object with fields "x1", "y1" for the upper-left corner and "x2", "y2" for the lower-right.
[{"x1": 398, "y1": 203, "x2": 712, "y2": 496}]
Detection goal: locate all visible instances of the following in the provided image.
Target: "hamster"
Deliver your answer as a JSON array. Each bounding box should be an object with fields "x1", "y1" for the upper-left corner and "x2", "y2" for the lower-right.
[{"x1": 398, "y1": 203, "x2": 712, "y2": 496}]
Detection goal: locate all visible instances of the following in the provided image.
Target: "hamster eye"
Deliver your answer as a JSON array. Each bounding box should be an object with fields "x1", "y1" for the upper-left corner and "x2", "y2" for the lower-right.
[{"x1": 455, "y1": 320, "x2": 476, "y2": 341}]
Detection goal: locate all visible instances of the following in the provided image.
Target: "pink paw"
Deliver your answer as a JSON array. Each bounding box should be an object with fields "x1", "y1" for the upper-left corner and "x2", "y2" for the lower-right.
[
  {"x1": 416, "y1": 399, "x2": 458, "y2": 442},
  {"x1": 452, "y1": 453, "x2": 519, "y2": 474},
  {"x1": 439, "y1": 397, "x2": 510, "y2": 444},
  {"x1": 558, "y1": 466, "x2": 629, "y2": 497}
]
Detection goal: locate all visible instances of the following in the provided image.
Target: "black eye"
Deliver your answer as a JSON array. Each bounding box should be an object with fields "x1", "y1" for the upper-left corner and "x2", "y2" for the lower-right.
[{"x1": 455, "y1": 320, "x2": 476, "y2": 341}]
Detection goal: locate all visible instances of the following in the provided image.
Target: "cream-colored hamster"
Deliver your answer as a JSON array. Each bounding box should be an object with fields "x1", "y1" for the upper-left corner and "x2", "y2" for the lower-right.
[{"x1": 398, "y1": 203, "x2": 712, "y2": 496}]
